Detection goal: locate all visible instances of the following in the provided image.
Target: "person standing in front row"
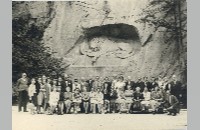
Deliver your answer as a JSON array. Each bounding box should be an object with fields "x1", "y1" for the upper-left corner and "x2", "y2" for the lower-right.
[
  {"x1": 16, "y1": 73, "x2": 29, "y2": 112},
  {"x1": 28, "y1": 78, "x2": 37, "y2": 106}
]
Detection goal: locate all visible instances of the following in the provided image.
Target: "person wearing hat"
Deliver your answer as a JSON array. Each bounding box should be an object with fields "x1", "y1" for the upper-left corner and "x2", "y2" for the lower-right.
[{"x1": 16, "y1": 73, "x2": 29, "y2": 112}]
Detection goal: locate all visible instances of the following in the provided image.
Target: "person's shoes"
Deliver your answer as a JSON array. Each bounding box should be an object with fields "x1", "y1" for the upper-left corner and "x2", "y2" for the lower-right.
[
  {"x1": 167, "y1": 112, "x2": 172, "y2": 115},
  {"x1": 152, "y1": 111, "x2": 156, "y2": 115},
  {"x1": 172, "y1": 113, "x2": 177, "y2": 116}
]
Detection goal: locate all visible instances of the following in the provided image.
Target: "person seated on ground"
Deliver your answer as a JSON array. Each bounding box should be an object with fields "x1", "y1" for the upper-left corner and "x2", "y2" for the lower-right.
[
  {"x1": 150, "y1": 86, "x2": 163, "y2": 114},
  {"x1": 81, "y1": 87, "x2": 90, "y2": 114},
  {"x1": 124, "y1": 85, "x2": 134, "y2": 113},
  {"x1": 63, "y1": 87, "x2": 73, "y2": 114},
  {"x1": 49, "y1": 87, "x2": 59, "y2": 115},
  {"x1": 165, "y1": 90, "x2": 180, "y2": 116},
  {"x1": 102, "y1": 77, "x2": 111, "y2": 113},
  {"x1": 109, "y1": 87, "x2": 118, "y2": 113},
  {"x1": 72, "y1": 79, "x2": 81, "y2": 92},
  {"x1": 89, "y1": 88, "x2": 98, "y2": 114},
  {"x1": 141, "y1": 87, "x2": 151, "y2": 112},
  {"x1": 72, "y1": 88, "x2": 82, "y2": 114},
  {"x1": 133, "y1": 87, "x2": 144, "y2": 111},
  {"x1": 96, "y1": 88, "x2": 104, "y2": 114}
]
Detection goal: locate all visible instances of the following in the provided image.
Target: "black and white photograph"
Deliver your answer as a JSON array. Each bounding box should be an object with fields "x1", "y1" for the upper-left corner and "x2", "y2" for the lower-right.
[{"x1": 12, "y1": 0, "x2": 187, "y2": 130}]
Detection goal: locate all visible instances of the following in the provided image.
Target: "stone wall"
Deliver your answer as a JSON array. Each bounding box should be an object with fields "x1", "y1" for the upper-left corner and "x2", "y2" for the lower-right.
[{"x1": 12, "y1": 1, "x2": 187, "y2": 82}]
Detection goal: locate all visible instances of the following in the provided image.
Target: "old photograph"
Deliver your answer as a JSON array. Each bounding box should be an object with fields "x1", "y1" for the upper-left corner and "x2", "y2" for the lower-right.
[{"x1": 12, "y1": 0, "x2": 187, "y2": 130}]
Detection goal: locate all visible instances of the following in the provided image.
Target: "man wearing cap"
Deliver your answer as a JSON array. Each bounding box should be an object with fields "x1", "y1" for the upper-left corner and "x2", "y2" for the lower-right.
[{"x1": 16, "y1": 73, "x2": 29, "y2": 112}]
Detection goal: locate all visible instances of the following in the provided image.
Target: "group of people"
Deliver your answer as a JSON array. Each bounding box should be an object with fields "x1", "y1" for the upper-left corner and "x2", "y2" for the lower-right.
[{"x1": 15, "y1": 73, "x2": 185, "y2": 116}]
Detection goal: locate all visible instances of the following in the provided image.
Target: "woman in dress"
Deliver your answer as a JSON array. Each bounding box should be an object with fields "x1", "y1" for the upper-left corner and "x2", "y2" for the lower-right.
[
  {"x1": 28, "y1": 78, "x2": 37, "y2": 106},
  {"x1": 37, "y1": 81, "x2": 46, "y2": 114},
  {"x1": 49, "y1": 87, "x2": 59, "y2": 115}
]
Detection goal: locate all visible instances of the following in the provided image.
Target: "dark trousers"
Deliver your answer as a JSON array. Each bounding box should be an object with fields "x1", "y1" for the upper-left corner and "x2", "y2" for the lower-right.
[{"x1": 18, "y1": 90, "x2": 28, "y2": 112}]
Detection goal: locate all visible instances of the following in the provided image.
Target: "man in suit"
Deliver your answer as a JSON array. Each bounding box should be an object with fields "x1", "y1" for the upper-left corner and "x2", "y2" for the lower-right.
[
  {"x1": 102, "y1": 77, "x2": 112, "y2": 113},
  {"x1": 16, "y1": 73, "x2": 29, "y2": 112},
  {"x1": 165, "y1": 90, "x2": 180, "y2": 116},
  {"x1": 169, "y1": 75, "x2": 182, "y2": 101},
  {"x1": 135, "y1": 78, "x2": 145, "y2": 92},
  {"x1": 62, "y1": 74, "x2": 73, "y2": 92},
  {"x1": 125, "y1": 76, "x2": 135, "y2": 90},
  {"x1": 86, "y1": 75, "x2": 94, "y2": 92},
  {"x1": 144, "y1": 77, "x2": 152, "y2": 91},
  {"x1": 149, "y1": 77, "x2": 159, "y2": 92}
]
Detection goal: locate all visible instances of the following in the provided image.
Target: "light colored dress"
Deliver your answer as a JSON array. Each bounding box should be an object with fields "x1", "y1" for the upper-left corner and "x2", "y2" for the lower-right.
[
  {"x1": 96, "y1": 92, "x2": 104, "y2": 104},
  {"x1": 28, "y1": 84, "x2": 36, "y2": 97},
  {"x1": 90, "y1": 91, "x2": 98, "y2": 104},
  {"x1": 49, "y1": 91, "x2": 59, "y2": 106}
]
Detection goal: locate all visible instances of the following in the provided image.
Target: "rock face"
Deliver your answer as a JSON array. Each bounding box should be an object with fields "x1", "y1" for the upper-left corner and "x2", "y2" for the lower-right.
[{"x1": 12, "y1": 1, "x2": 187, "y2": 82}]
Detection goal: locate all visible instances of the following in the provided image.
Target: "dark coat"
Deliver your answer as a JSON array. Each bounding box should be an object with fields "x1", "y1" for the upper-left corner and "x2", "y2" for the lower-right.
[
  {"x1": 125, "y1": 81, "x2": 135, "y2": 90},
  {"x1": 170, "y1": 81, "x2": 182, "y2": 98}
]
